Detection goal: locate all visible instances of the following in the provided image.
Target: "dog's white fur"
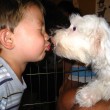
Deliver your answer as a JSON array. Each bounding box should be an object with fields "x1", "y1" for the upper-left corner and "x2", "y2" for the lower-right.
[{"x1": 52, "y1": 14, "x2": 110, "y2": 107}]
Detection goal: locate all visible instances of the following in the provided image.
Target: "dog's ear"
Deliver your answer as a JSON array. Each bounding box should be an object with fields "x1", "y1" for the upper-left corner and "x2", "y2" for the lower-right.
[
  {"x1": 92, "y1": 31, "x2": 102, "y2": 57},
  {"x1": 98, "y1": 18, "x2": 110, "y2": 64},
  {"x1": 96, "y1": 17, "x2": 110, "y2": 49},
  {"x1": 92, "y1": 17, "x2": 110, "y2": 60}
]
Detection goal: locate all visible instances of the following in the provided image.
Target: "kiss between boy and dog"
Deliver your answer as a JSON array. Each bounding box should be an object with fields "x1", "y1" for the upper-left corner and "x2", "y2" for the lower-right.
[{"x1": 0, "y1": 0, "x2": 110, "y2": 110}]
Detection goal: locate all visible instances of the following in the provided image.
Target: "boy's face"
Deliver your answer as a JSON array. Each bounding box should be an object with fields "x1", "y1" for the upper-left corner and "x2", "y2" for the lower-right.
[{"x1": 13, "y1": 5, "x2": 50, "y2": 62}]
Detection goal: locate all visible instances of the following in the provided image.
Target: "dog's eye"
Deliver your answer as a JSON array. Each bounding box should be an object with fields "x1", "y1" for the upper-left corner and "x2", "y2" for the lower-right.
[{"x1": 73, "y1": 27, "x2": 76, "y2": 31}]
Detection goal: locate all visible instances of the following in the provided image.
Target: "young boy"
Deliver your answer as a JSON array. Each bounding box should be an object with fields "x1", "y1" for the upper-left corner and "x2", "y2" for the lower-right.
[{"x1": 0, "y1": 0, "x2": 50, "y2": 109}]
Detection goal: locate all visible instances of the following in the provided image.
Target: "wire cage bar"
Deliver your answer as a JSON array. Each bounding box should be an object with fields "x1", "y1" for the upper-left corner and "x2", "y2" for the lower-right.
[
  {"x1": 19, "y1": 52, "x2": 94, "y2": 110},
  {"x1": 19, "y1": 53, "x2": 64, "y2": 110}
]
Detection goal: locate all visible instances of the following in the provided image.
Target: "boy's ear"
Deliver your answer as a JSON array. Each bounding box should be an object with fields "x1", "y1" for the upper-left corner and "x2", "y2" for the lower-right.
[{"x1": 0, "y1": 29, "x2": 14, "y2": 49}]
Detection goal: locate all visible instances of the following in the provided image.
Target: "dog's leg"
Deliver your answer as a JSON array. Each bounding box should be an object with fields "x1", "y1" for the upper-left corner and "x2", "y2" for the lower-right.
[{"x1": 75, "y1": 80, "x2": 103, "y2": 107}]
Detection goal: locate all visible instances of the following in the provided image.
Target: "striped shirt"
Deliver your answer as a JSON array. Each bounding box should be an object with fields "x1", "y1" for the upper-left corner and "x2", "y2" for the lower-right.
[{"x1": 0, "y1": 57, "x2": 27, "y2": 110}]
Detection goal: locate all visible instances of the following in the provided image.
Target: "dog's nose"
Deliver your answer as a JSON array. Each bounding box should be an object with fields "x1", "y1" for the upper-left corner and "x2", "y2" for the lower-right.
[
  {"x1": 50, "y1": 37, "x2": 55, "y2": 44},
  {"x1": 50, "y1": 37, "x2": 55, "y2": 50}
]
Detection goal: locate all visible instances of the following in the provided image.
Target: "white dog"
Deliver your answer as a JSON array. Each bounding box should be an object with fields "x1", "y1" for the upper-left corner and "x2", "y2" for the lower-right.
[{"x1": 51, "y1": 14, "x2": 110, "y2": 107}]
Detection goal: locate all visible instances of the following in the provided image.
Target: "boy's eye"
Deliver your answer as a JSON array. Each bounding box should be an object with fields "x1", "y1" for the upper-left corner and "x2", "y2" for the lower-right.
[
  {"x1": 38, "y1": 29, "x2": 43, "y2": 33},
  {"x1": 73, "y1": 27, "x2": 76, "y2": 31}
]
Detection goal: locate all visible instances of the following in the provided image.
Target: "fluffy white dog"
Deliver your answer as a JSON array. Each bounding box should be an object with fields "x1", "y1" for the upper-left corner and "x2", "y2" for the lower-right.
[{"x1": 51, "y1": 14, "x2": 110, "y2": 107}]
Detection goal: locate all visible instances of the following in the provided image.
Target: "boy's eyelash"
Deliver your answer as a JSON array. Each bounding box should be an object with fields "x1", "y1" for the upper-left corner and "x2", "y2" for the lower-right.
[
  {"x1": 39, "y1": 29, "x2": 44, "y2": 34},
  {"x1": 37, "y1": 29, "x2": 42, "y2": 32}
]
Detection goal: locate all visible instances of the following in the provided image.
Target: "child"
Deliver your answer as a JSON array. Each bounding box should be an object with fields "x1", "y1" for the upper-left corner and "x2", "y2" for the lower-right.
[{"x1": 0, "y1": 0, "x2": 50, "y2": 109}]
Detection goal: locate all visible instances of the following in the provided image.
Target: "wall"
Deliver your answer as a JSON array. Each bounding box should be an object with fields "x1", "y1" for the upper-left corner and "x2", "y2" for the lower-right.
[{"x1": 78, "y1": 0, "x2": 96, "y2": 15}]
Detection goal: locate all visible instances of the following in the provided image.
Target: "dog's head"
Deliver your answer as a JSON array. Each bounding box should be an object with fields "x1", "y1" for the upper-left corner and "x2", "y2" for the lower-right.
[{"x1": 52, "y1": 14, "x2": 110, "y2": 65}]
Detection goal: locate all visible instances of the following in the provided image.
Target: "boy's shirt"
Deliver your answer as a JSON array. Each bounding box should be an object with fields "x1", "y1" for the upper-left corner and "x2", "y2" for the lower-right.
[{"x1": 0, "y1": 57, "x2": 27, "y2": 110}]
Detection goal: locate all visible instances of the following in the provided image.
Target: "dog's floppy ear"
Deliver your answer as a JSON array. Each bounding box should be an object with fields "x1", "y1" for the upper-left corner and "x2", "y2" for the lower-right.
[
  {"x1": 99, "y1": 18, "x2": 110, "y2": 64},
  {"x1": 97, "y1": 17, "x2": 110, "y2": 50},
  {"x1": 93, "y1": 17, "x2": 110, "y2": 62}
]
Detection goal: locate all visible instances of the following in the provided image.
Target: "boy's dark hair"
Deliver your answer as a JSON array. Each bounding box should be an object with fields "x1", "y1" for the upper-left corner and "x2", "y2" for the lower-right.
[{"x1": 0, "y1": 0, "x2": 44, "y2": 32}]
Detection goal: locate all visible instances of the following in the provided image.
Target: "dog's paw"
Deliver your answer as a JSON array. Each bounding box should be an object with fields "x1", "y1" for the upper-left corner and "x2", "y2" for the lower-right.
[{"x1": 75, "y1": 86, "x2": 101, "y2": 107}]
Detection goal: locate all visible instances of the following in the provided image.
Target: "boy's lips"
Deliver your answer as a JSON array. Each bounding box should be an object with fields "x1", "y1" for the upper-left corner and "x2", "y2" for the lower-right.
[{"x1": 46, "y1": 43, "x2": 51, "y2": 51}]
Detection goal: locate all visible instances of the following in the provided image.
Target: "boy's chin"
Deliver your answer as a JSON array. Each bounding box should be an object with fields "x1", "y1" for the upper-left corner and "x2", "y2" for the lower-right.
[{"x1": 37, "y1": 53, "x2": 46, "y2": 61}]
